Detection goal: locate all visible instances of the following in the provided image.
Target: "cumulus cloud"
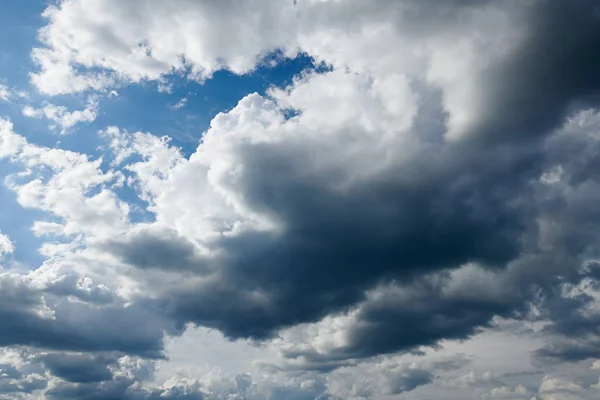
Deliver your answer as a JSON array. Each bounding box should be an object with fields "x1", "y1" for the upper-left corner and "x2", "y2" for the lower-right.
[
  {"x1": 2, "y1": 0, "x2": 600, "y2": 398},
  {"x1": 97, "y1": 96, "x2": 597, "y2": 362},
  {"x1": 30, "y1": 0, "x2": 298, "y2": 94},
  {"x1": 17, "y1": 0, "x2": 600, "y2": 361}
]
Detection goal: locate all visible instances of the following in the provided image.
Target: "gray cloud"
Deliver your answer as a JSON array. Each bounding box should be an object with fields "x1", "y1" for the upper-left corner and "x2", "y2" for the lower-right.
[
  {"x1": 0, "y1": 273, "x2": 171, "y2": 358},
  {"x1": 138, "y1": 133, "x2": 539, "y2": 340},
  {"x1": 464, "y1": 0, "x2": 600, "y2": 142},
  {"x1": 3, "y1": 1, "x2": 600, "y2": 397},
  {"x1": 104, "y1": 228, "x2": 207, "y2": 273},
  {"x1": 39, "y1": 353, "x2": 115, "y2": 384},
  {"x1": 0, "y1": 362, "x2": 47, "y2": 396}
]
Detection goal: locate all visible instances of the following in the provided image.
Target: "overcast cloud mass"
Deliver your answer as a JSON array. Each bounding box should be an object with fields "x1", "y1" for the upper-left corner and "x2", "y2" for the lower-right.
[{"x1": 1, "y1": 0, "x2": 600, "y2": 398}]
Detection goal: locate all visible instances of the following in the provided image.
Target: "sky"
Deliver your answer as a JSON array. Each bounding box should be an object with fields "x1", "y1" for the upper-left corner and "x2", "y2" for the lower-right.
[{"x1": 1, "y1": 0, "x2": 600, "y2": 399}]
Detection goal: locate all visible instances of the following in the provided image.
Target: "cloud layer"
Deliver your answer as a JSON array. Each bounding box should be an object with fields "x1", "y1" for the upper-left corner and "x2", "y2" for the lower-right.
[{"x1": 1, "y1": 0, "x2": 600, "y2": 398}]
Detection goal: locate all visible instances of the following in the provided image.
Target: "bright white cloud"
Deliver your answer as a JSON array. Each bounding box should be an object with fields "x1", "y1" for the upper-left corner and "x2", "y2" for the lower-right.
[
  {"x1": 0, "y1": 231, "x2": 14, "y2": 256},
  {"x1": 0, "y1": 119, "x2": 27, "y2": 158},
  {"x1": 0, "y1": 119, "x2": 128, "y2": 240},
  {"x1": 22, "y1": 97, "x2": 98, "y2": 134},
  {"x1": 30, "y1": 0, "x2": 298, "y2": 94}
]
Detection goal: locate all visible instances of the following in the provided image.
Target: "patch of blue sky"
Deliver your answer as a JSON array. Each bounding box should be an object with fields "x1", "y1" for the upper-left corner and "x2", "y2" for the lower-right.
[
  {"x1": 99, "y1": 52, "x2": 320, "y2": 157},
  {"x1": 0, "y1": 1, "x2": 47, "y2": 88}
]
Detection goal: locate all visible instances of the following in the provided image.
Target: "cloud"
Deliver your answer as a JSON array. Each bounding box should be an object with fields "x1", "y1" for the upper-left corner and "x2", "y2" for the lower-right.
[
  {"x1": 30, "y1": 0, "x2": 298, "y2": 94},
  {"x1": 22, "y1": 97, "x2": 98, "y2": 134},
  {"x1": 0, "y1": 84, "x2": 11, "y2": 102},
  {"x1": 169, "y1": 97, "x2": 187, "y2": 110},
  {"x1": 271, "y1": 265, "x2": 527, "y2": 367},
  {"x1": 58, "y1": 0, "x2": 600, "y2": 365},
  {"x1": 102, "y1": 75, "x2": 535, "y2": 342},
  {"x1": 0, "y1": 230, "x2": 14, "y2": 256},
  {"x1": 480, "y1": 385, "x2": 534, "y2": 400},
  {"x1": 102, "y1": 227, "x2": 207, "y2": 273},
  {"x1": 1, "y1": 120, "x2": 129, "y2": 239},
  {"x1": 97, "y1": 91, "x2": 597, "y2": 363},
  {"x1": 0, "y1": 119, "x2": 27, "y2": 158},
  {"x1": 3, "y1": 0, "x2": 600, "y2": 398},
  {"x1": 537, "y1": 374, "x2": 598, "y2": 400},
  {"x1": 0, "y1": 271, "x2": 169, "y2": 357},
  {"x1": 39, "y1": 353, "x2": 115, "y2": 383},
  {"x1": 324, "y1": 357, "x2": 462, "y2": 399},
  {"x1": 29, "y1": 0, "x2": 600, "y2": 150},
  {"x1": 0, "y1": 351, "x2": 48, "y2": 397},
  {"x1": 0, "y1": 122, "x2": 178, "y2": 359}
]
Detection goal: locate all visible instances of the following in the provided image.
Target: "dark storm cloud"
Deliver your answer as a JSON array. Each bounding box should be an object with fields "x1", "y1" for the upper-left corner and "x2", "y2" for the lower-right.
[
  {"x1": 0, "y1": 304, "x2": 168, "y2": 358},
  {"x1": 298, "y1": 114, "x2": 600, "y2": 366},
  {"x1": 533, "y1": 272, "x2": 600, "y2": 363},
  {"x1": 104, "y1": 228, "x2": 207, "y2": 273},
  {"x1": 99, "y1": 0, "x2": 600, "y2": 362},
  {"x1": 277, "y1": 266, "x2": 533, "y2": 368},
  {"x1": 319, "y1": 280, "x2": 521, "y2": 360},
  {"x1": 150, "y1": 136, "x2": 537, "y2": 340},
  {"x1": 1, "y1": 0, "x2": 591, "y2": 378},
  {"x1": 527, "y1": 115, "x2": 600, "y2": 364},
  {"x1": 468, "y1": 0, "x2": 600, "y2": 142},
  {"x1": 45, "y1": 274, "x2": 115, "y2": 305},
  {"x1": 0, "y1": 275, "x2": 170, "y2": 358},
  {"x1": 39, "y1": 353, "x2": 115, "y2": 383},
  {"x1": 5, "y1": 0, "x2": 600, "y2": 397},
  {"x1": 0, "y1": 363, "x2": 47, "y2": 395},
  {"x1": 535, "y1": 336, "x2": 600, "y2": 364}
]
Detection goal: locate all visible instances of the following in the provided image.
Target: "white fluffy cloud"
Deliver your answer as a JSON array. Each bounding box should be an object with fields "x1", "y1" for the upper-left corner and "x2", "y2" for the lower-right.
[
  {"x1": 1, "y1": 119, "x2": 128, "y2": 239},
  {"x1": 22, "y1": 97, "x2": 98, "y2": 134},
  {"x1": 0, "y1": 230, "x2": 14, "y2": 256},
  {"x1": 29, "y1": 0, "x2": 561, "y2": 144},
  {"x1": 31, "y1": 0, "x2": 298, "y2": 94}
]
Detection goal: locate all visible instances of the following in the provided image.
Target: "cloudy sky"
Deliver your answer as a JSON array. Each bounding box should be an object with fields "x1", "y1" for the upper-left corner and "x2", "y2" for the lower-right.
[{"x1": 1, "y1": 0, "x2": 600, "y2": 399}]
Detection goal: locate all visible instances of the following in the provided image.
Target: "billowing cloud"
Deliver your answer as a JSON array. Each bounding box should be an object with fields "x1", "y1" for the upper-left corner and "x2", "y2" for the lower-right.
[
  {"x1": 1, "y1": 0, "x2": 600, "y2": 398},
  {"x1": 30, "y1": 0, "x2": 298, "y2": 94}
]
